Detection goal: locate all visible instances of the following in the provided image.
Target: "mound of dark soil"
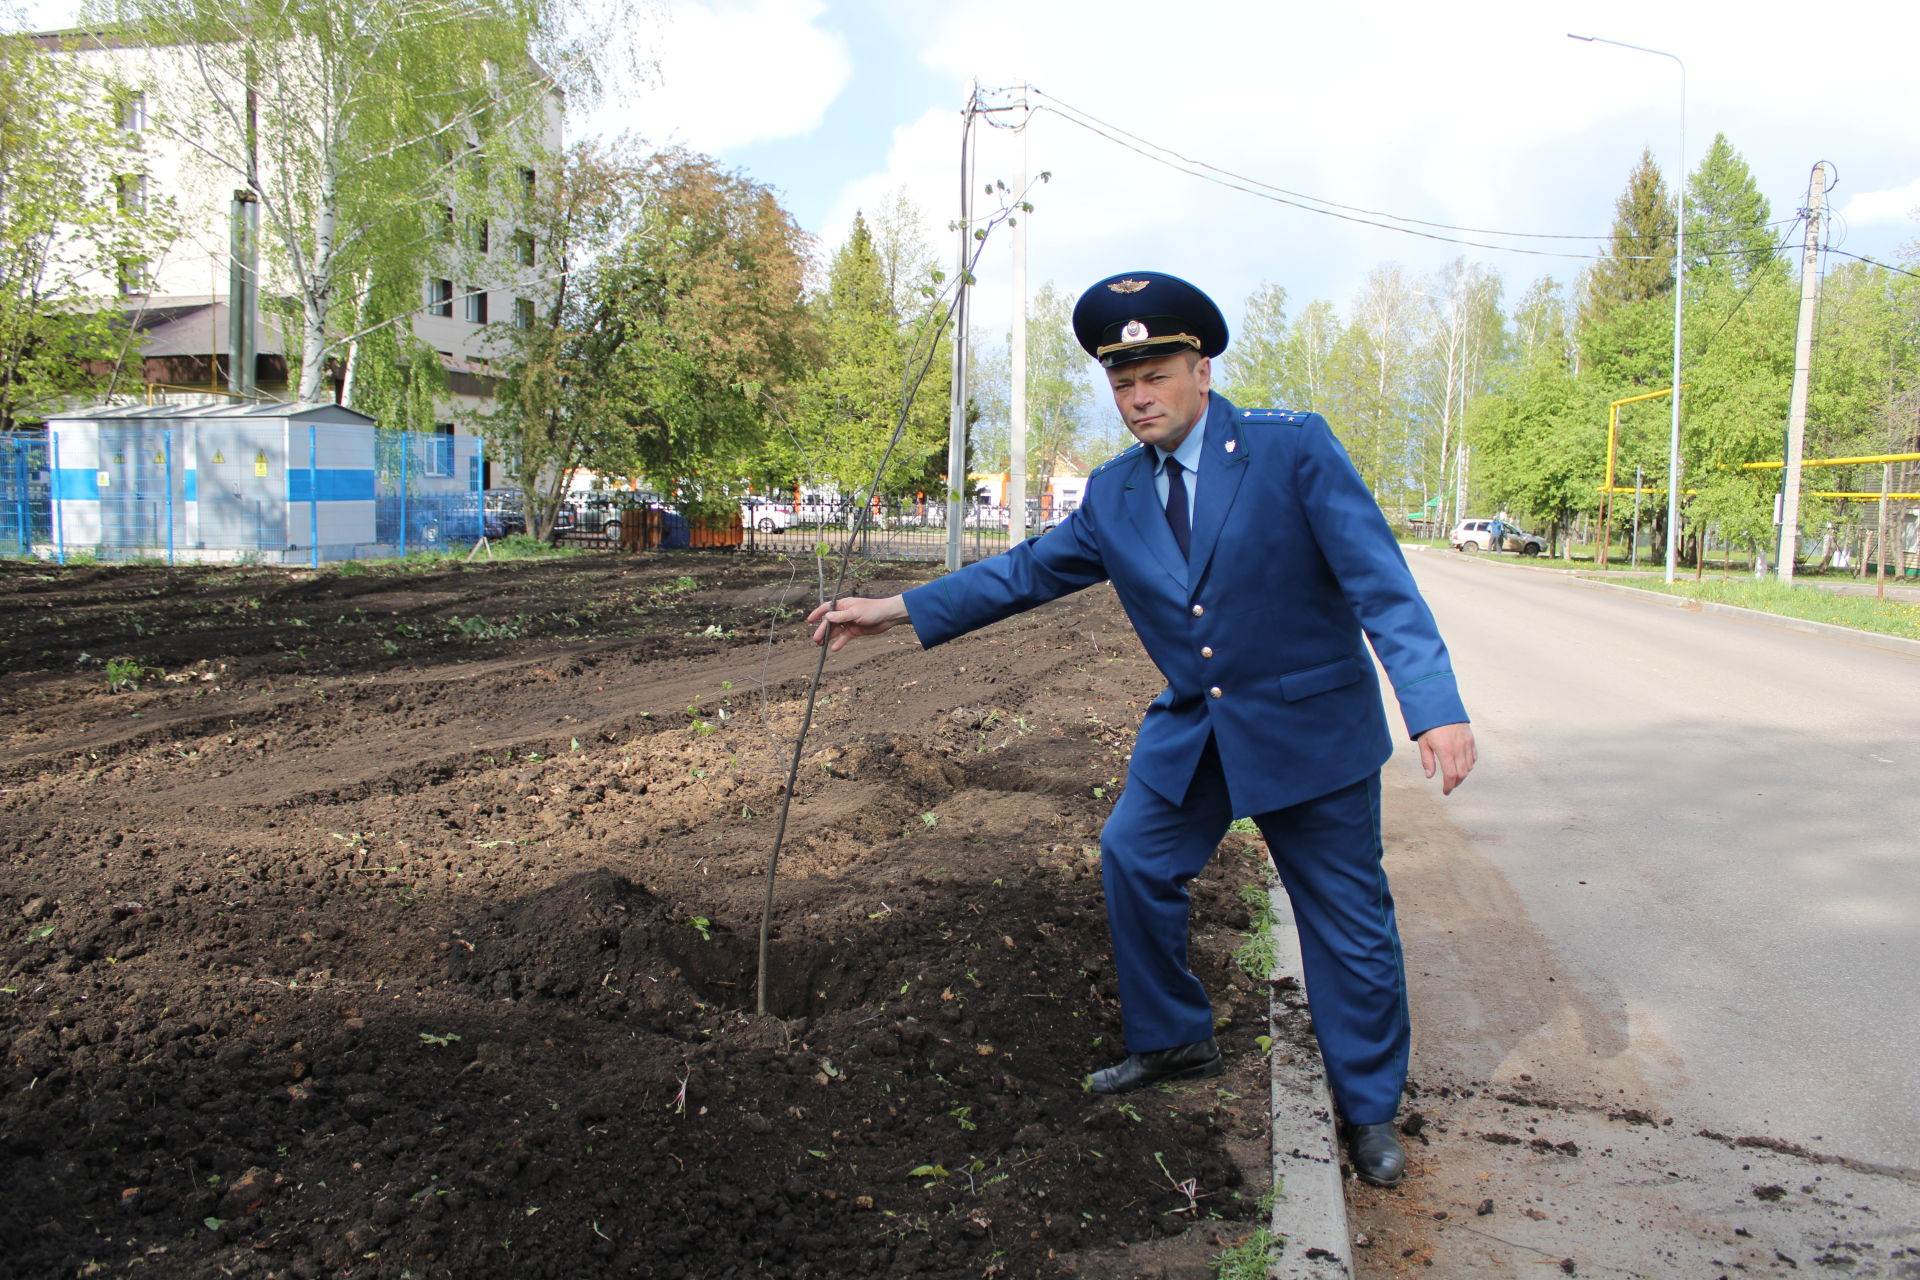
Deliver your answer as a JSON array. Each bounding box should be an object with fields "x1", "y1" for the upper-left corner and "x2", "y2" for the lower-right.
[{"x1": 0, "y1": 554, "x2": 1280, "y2": 1280}]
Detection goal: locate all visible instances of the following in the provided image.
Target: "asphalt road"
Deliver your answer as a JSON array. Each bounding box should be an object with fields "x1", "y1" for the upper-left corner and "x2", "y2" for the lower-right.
[
  {"x1": 1408, "y1": 552, "x2": 1920, "y2": 1165},
  {"x1": 1344, "y1": 552, "x2": 1920, "y2": 1277}
]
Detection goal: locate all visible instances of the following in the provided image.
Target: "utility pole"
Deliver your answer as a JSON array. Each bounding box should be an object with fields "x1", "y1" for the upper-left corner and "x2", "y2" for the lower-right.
[
  {"x1": 1632, "y1": 463, "x2": 1644, "y2": 567},
  {"x1": 945, "y1": 88, "x2": 979, "y2": 571},
  {"x1": 1876, "y1": 463, "x2": 1890, "y2": 599},
  {"x1": 1776, "y1": 161, "x2": 1831, "y2": 582},
  {"x1": 1451, "y1": 440, "x2": 1468, "y2": 537},
  {"x1": 226, "y1": 77, "x2": 260, "y2": 399},
  {"x1": 227, "y1": 192, "x2": 258, "y2": 398},
  {"x1": 1008, "y1": 102, "x2": 1028, "y2": 545}
]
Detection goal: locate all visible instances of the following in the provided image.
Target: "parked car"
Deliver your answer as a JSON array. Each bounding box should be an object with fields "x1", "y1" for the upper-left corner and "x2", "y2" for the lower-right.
[
  {"x1": 1450, "y1": 518, "x2": 1546, "y2": 556},
  {"x1": 482, "y1": 489, "x2": 526, "y2": 537},
  {"x1": 740, "y1": 499, "x2": 797, "y2": 532}
]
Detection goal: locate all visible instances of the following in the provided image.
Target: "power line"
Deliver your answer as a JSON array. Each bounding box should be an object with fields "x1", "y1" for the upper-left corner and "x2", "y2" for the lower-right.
[
  {"x1": 1691, "y1": 216, "x2": 1804, "y2": 360},
  {"x1": 1821, "y1": 246, "x2": 1920, "y2": 281},
  {"x1": 1014, "y1": 85, "x2": 1800, "y2": 265}
]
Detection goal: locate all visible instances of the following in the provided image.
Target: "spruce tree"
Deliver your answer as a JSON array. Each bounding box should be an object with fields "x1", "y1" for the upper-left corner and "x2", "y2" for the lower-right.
[
  {"x1": 1579, "y1": 149, "x2": 1678, "y2": 387},
  {"x1": 1686, "y1": 134, "x2": 1782, "y2": 288},
  {"x1": 1582, "y1": 148, "x2": 1677, "y2": 321}
]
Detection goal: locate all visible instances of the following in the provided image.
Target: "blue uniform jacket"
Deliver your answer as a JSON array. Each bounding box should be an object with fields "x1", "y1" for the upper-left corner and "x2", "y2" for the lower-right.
[{"x1": 904, "y1": 392, "x2": 1468, "y2": 817}]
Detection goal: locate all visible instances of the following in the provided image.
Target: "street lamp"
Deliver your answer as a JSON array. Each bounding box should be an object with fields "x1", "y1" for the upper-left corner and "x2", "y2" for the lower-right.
[{"x1": 1569, "y1": 33, "x2": 1686, "y2": 583}]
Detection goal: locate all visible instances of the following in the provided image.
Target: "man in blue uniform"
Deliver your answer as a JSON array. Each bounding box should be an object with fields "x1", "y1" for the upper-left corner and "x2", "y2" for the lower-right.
[{"x1": 806, "y1": 271, "x2": 1475, "y2": 1187}]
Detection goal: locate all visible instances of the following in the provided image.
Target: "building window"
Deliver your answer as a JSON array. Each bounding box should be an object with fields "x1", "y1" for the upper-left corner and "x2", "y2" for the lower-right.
[
  {"x1": 116, "y1": 257, "x2": 150, "y2": 296},
  {"x1": 513, "y1": 297, "x2": 535, "y2": 330},
  {"x1": 469, "y1": 216, "x2": 489, "y2": 255},
  {"x1": 426, "y1": 424, "x2": 455, "y2": 478},
  {"x1": 518, "y1": 167, "x2": 536, "y2": 201},
  {"x1": 115, "y1": 90, "x2": 146, "y2": 134},
  {"x1": 510, "y1": 231, "x2": 535, "y2": 266},
  {"x1": 463, "y1": 287, "x2": 487, "y2": 324},
  {"x1": 427, "y1": 278, "x2": 453, "y2": 317},
  {"x1": 115, "y1": 174, "x2": 147, "y2": 213},
  {"x1": 433, "y1": 203, "x2": 453, "y2": 240}
]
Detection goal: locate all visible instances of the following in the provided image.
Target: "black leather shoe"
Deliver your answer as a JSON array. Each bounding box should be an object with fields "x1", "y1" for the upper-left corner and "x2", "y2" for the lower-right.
[
  {"x1": 1347, "y1": 1121, "x2": 1406, "y2": 1187},
  {"x1": 1088, "y1": 1038, "x2": 1224, "y2": 1094}
]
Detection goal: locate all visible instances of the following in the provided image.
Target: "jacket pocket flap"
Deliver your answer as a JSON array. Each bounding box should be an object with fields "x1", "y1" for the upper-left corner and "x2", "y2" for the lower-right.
[{"x1": 1278, "y1": 656, "x2": 1364, "y2": 702}]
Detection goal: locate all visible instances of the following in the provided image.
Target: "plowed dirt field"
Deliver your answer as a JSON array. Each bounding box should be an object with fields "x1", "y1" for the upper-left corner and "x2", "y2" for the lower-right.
[{"x1": 0, "y1": 552, "x2": 1281, "y2": 1280}]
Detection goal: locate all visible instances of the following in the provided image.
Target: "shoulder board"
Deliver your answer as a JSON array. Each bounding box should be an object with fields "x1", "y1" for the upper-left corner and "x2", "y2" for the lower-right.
[
  {"x1": 1236, "y1": 407, "x2": 1313, "y2": 426},
  {"x1": 1089, "y1": 442, "x2": 1146, "y2": 478}
]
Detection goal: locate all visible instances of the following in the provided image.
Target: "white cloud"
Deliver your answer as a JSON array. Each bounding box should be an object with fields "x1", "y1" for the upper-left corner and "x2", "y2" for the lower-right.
[
  {"x1": 1841, "y1": 180, "x2": 1920, "y2": 229},
  {"x1": 671, "y1": 0, "x2": 1920, "y2": 332},
  {"x1": 579, "y1": 0, "x2": 851, "y2": 152}
]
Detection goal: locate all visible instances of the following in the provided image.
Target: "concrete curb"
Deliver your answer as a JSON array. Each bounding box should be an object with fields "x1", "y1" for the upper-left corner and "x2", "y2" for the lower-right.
[{"x1": 1267, "y1": 882, "x2": 1353, "y2": 1278}]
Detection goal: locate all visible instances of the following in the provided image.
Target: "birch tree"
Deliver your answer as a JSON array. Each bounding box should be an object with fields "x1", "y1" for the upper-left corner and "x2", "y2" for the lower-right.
[
  {"x1": 1414, "y1": 258, "x2": 1503, "y2": 531},
  {"x1": 0, "y1": 33, "x2": 169, "y2": 426},
  {"x1": 1341, "y1": 263, "x2": 1423, "y2": 503}
]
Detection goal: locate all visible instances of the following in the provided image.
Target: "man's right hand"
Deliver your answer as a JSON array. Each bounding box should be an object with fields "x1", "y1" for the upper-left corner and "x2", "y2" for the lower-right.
[{"x1": 807, "y1": 594, "x2": 910, "y2": 651}]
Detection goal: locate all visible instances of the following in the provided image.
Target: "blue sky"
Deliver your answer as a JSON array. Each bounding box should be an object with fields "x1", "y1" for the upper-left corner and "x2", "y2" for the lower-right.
[{"x1": 589, "y1": 0, "x2": 1920, "y2": 347}]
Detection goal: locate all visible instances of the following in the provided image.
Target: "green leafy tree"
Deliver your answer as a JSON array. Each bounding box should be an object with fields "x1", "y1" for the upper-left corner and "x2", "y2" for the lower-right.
[
  {"x1": 1413, "y1": 258, "x2": 1504, "y2": 529},
  {"x1": 1221, "y1": 282, "x2": 1290, "y2": 407},
  {"x1": 472, "y1": 139, "x2": 650, "y2": 537},
  {"x1": 1337, "y1": 263, "x2": 1422, "y2": 503},
  {"x1": 786, "y1": 209, "x2": 950, "y2": 500},
  {"x1": 480, "y1": 145, "x2": 810, "y2": 531},
  {"x1": 1811, "y1": 260, "x2": 1920, "y2": 457},
  {"x1": 1680, "y1": 268, "x2": 1798, "y2": 561},
  {"x1": 1020, "y1": 281, "x2": 1093, "y2": 488},
  {"x1": 0, "y1": 34, "x2": 168, "y2": 427},
  {"x1": 577, "y1": 149, "x2": 811, "y2": 505},
  {"x1": 1466, "y1": 353, "x2": 1602, "y2": 556}
]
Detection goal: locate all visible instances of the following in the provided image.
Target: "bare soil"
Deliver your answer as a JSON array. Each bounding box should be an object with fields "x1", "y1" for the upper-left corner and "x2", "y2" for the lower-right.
[{"x1": 0, "y1": 552, "x2": 1280, "y2": 1280}]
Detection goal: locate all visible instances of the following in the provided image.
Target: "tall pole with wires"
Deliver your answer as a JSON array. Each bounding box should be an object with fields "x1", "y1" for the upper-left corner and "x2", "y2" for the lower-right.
[
  {"x1": 1008, "y1": 98, "x2": 1029, "y2": 545},
  {"x1": 1569, "y1": 34, "x2": 1686, "y2": 582},
  {"x1": 1776, "y1": 162, "x2": 1830, "y2": 582},
  {"x1": 946, "y1": 88, "x2": 979, "y2": 571}
]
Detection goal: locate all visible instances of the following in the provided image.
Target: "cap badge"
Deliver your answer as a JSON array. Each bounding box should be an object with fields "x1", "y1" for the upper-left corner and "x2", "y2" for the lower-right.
[
  {"x1": 1108, "y1": 279, "x2": 1150, "y2": 294},
  {"x1": 1121, "y1": 319, "x2": 1148, "y2": 342}
]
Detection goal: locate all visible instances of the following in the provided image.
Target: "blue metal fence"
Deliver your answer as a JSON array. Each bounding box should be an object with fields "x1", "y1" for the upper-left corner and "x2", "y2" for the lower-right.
[{"x1": 0, "y1": 434, "x2": 51, "y2": 556}]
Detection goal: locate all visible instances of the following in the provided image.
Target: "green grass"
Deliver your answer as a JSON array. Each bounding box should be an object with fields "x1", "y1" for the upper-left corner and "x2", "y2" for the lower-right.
[
  {"x1": 1231, "y1": 883, "x2": 1279, "y2": 982},
  {"x1": 1213, "y1": 1225, "x2": 1275, "y2": 1279},
  {"x1": 1632, "y1": 577, "x2": 1920, "y2": 641}
]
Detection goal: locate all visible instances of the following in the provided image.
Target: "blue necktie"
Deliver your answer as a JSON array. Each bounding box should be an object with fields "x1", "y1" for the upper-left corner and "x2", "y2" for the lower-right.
[{"x1": 1164, "y1": 457, "x2": 1191, "y2": 558}]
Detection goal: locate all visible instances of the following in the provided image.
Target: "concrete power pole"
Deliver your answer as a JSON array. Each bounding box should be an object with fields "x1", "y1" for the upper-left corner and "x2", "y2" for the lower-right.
[
  {"x1": 226, "y1": 191, "x2": 259, "y2": 399},
  {"x1": 1777, "y1": 161, "x2": 1831, "y2": 582},
  {"x1": 1008, "y1": 114, "x2": 1028, "y2": 546},
  {"x1": 945, "y1": 90, "x2": 979, "y2": 572}
]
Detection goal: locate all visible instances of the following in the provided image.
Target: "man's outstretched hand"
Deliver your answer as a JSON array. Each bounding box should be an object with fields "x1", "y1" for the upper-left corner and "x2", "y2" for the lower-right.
[
  {"x1": 1416, "y1": 722, "x2": 1476, "y2": 796},
  {"x1": 807, "y1": 594, "x2": 910, "y2": 652}
]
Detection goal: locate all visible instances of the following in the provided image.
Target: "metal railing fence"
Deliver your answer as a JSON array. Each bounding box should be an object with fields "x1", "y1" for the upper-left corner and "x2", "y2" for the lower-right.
[{"x1": 553, "y1": 494, "x2": 1077, "y2": 562}]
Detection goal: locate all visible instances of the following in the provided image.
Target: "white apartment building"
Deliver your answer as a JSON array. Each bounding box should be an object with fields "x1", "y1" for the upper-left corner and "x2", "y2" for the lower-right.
[{"x1": 32, "y1": 26, "x2": 562, "y2": 484}]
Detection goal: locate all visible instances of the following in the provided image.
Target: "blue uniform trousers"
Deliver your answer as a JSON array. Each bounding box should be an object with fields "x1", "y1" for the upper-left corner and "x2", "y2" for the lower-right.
[{"x1": 1101, "y1": 740, "x2": 1409, "y2": 1125}]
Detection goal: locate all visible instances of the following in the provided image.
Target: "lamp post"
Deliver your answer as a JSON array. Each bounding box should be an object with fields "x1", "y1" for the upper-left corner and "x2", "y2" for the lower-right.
[{"x1": 1569, "y1": 33, "x2": 1686, "y2": 583}]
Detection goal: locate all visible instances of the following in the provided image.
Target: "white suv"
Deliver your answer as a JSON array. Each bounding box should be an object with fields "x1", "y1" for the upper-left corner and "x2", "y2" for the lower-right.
[{"x1": 1450, "y1": 518, "x2": 1546, "y2": 556}]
